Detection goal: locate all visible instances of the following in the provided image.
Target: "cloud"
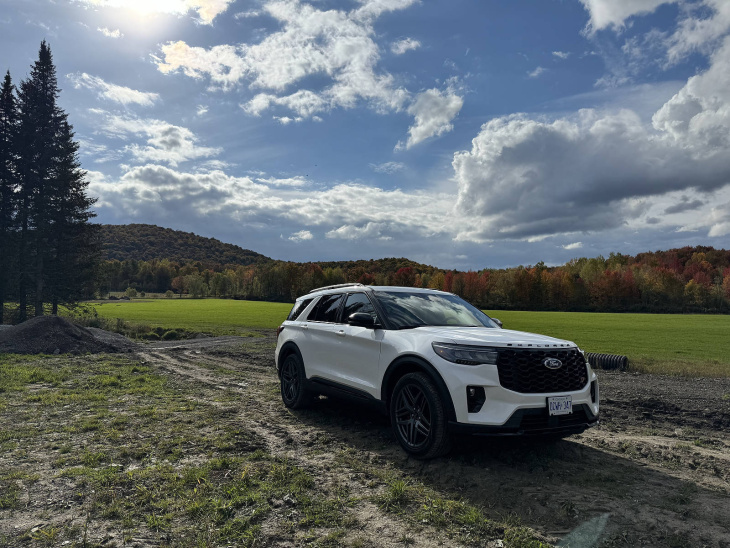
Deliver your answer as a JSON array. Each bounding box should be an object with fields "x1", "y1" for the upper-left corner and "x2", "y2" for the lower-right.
[
  {"x1": 665, "y1": 0, "x2": 730, "y2": 64},
  {"x1": 664, "y1": 196, "x2": 705, "y2": 214},
  {"x1": 391, "y1": 38, "x2": 421, "y2": 55},
  {"x1": 369, "y1": 161, "x2": 405, "y2": 174},
  {"x1": 76, "y1": 0, "x2": 235, "y2": 24},
  {"x1": 89, "y1": 164, "x2": 453, "y2": 242},
  {"x1": 157, "y1": 42, "x2": 247, "y2": 91},
  {"x1": 552, "y1": 51, "x2": 570, "y2": 60},
  {"x1": 97, "y1": 27, "x2": 122, "y2": 38},
  {"x1": 563, "y1": 242, "x2": 584, "y2": 250},
  {"x1": 289, "y1": 230, "x2": 313, "y2": 242},
  {"x1": 326, "y1": 222, "x2": 392, "y2": 240},
  {"x1": 157, "y1": 0, "x2": 458, "y2": 147},
  {"x1": 527, "y1": 66, "x2": 547, "y2": 78},
  {"x1": 708, "y1": 202, "x2": 730, "y2": 236},
  {"x1": 159, "y1": 0, "x2": 413, "y2": 109},
  {"x1": 68, "y1": 73, "x2": 159, "y2": 106},
  {"x1": 578, "y1": 0, "x2": 678, "y2": 34},
  {"x1": 399, "y1": 87, "x2": 463, "y2": 149},
  {"x1": 98, "y1": 114, "x2": 221, "y2": 166},
  {"x1": 452, "y1": 36, "x2": 730, "y2": 243}
]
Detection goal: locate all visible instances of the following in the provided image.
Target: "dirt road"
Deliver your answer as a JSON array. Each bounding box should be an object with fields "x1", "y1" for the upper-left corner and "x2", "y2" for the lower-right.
[
  {"x1": 138, "y1": 335, "x2": 730, "y2": 547},
  {"x1": 2, "y1": 333, "x2": 729, "y2": 547}
]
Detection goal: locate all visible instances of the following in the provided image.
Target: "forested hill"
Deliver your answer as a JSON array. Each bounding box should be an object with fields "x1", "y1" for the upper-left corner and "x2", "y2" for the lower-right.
[{"x1": 99, "y1": 224, "x2": 270, "y2": 265}]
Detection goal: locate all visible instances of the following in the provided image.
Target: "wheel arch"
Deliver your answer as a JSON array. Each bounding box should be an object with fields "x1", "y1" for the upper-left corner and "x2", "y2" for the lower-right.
[
  {"x1": 277, "y1": 342, "x2": 303, "y2": 377},
  {"x1": 381, "y1": 355, "x2": 457, "y2": 423}
]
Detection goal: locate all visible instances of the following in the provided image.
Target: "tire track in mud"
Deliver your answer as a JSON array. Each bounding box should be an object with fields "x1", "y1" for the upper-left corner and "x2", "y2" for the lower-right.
[
  {"x1": 137, "y1": 344, "x2": 466, "y2": 548},
  {"x1": 137, "y1": 341, "x2": 730, "y2": 548}
]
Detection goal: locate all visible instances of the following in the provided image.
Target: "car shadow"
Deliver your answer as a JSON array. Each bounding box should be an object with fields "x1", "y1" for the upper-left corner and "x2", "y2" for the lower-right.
[{"x1": 289, "y1": 394, "x2": 730, "y2": 548}]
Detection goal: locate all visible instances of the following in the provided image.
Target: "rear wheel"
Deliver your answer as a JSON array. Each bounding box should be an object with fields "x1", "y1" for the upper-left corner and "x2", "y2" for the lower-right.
[
  {"x1": 390, "y1": 372, "x2": 452, "y2": 459},
  {"x1": 280, "y1": 354, "x2": 311, "y2": 409}
]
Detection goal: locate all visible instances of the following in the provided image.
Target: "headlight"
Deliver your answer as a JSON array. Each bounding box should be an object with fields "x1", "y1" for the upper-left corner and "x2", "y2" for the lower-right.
[{"x1": 432, "y1": 342, "x2": 498, "y2": 366}]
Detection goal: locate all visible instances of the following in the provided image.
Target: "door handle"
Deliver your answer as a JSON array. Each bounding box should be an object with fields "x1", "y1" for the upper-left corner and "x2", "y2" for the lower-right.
[
  {"x1": 336, "y1": 330, "x2": 346, "y2": 336},
  {"x1": 301, "y1": 325, "x2": 308, "y2": 330}
]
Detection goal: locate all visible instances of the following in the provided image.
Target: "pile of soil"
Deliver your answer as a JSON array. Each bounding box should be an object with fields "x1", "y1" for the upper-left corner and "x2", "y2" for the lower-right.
[{"x1": 0, "y1": 315, "x2": 136, "y2": 354}]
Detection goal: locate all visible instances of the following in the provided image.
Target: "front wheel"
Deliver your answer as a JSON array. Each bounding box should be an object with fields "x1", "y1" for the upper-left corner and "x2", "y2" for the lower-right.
[
  {"x1": 390, "y1": 372, "x2": 452, "y2": 459},
  {"x1": 280, "y1": 353, "x2": 311, "y2": 409}
]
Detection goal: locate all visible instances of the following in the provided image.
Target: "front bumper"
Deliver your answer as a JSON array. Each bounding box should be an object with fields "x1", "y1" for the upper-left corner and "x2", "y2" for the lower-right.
[{"x1": 449, "y1": 403, "x2": 599, "y2": 436}]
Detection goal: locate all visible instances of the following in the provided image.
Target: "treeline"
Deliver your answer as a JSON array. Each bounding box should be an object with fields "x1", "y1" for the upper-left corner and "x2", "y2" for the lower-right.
[
  {"x1": 97, "y1": 245, "x2": 730, "y2": 314},
  {"x1": 0, "y1": 42, "x2": 97, "y2": 323}
]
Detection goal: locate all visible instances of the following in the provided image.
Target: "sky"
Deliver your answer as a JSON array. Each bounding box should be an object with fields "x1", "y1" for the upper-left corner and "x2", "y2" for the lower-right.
[{"x1": 1, "y1": 0, "x2": 730, "y2": 270}]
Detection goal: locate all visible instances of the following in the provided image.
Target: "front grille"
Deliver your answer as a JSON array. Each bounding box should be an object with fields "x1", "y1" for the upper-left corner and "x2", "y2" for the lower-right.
[
  {"x1": 496, "y1": 348, "x2": 588, "y2": 394},
  {"x1": 519, "y1": 407, "x2": 591, "y2": 433}
]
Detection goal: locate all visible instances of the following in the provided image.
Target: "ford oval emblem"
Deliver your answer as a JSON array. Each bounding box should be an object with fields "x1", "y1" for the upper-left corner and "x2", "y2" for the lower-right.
[{"x1": 543, "y1": 357, "x2": 563, "y2": 370}]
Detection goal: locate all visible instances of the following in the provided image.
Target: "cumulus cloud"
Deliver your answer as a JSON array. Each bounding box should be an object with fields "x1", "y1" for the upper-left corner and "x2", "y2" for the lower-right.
[
  {"x1": 452, "y1": 35, "x2": 730, "y2": 242},
  {"x1": 98, "y1": 114, "x2": 221, "y2": 166},
  {"x1": 157, "y1": 0, "x2": 458, "y2": 146},
  {"x1": 578, "y1": 0, "x2": 678, "y2": 34},
  {"x1": 552, "y1": 51, "x2": 570, "y2": 60},
  {"x1": 68, "y1": 73, "x2": 159, "y2": 106},
  {"x1": 77, "y1": 0, "x2": 235, "y2": 24},
  {"x1": 399, "y1": 88, "x2": 464, "y2": 149},
  {"x1": 369, "y1": 161, "x2": 405, "y2": 174},
  {"x1": 391, "y1": 38, "x2": 421, "y2": 55},
  {"x1": 159, "y1": 0, "x2": 413, "y2": 109},
  {"x1": 97, "y1": 27, "x2": 122, "y2": 38},
  {"x1": 563, "y1": 242, "x2": 584, "y2": 250},
  {"x1": 527, "y1": 66, "x2": 547, "y2": 79},
  {"x1": 289, "y1": 230, "x2": 313, "y2": 242},
  {"x1": 157, "y1": 42, "x2": 247, "y2": 91}
]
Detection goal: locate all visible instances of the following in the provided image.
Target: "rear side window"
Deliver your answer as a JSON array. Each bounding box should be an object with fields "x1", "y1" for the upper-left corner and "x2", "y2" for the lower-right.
[
  {"x1": 343, "y1": 293, "x2": 377, "y2": 322},
  {"x1": 287, "y1": 298, "x2": 313, "y2": 321},
  {"x1": 309, "y1": 294, "x2": 344, "y2": 323}
]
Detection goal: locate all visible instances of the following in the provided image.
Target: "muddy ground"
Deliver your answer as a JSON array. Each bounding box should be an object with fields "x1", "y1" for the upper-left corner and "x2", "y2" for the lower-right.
[{"x1": 2, "y1": 332, "x2": 729, "y2": 547}]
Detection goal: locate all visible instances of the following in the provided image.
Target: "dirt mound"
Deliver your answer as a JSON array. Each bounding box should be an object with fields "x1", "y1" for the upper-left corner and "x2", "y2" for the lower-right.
[{"x1": 0, "y1": 316, "x2": 134, "y2": 354}]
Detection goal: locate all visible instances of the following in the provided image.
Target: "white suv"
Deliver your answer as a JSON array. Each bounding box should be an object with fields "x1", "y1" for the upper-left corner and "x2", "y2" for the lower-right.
[{"x1": 275, "y1": 284, "x2": 599, "y2": 459}]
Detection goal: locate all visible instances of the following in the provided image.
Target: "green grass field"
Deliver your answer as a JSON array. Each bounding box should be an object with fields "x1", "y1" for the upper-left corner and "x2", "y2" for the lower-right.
[
  {"x1": 87, "y1": 299, "x2": 292, "y2": 336},
  {"x1": 487, "y1": 310, "x2": 729, "y2": 376},
  {"x1": 84, "y1": 299, "x2": 730, "y2": 376}
]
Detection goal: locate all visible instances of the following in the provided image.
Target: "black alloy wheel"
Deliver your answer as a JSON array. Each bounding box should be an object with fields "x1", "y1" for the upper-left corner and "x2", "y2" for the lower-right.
[
  {"x1": 390, "y1": 372, "x2": 451, "y2": 459},
  {"x1": 280, "y1": 353, "x2": 310, "y2": 409}
]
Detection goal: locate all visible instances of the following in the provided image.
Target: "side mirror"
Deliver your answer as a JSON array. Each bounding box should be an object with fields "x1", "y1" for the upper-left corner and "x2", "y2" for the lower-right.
[
  {"x1": 348, "y1": 312, "x2": 376, "y2": 328},
  {"x1": 492, "y1": 318, "x2": 503, "y2": 328}
]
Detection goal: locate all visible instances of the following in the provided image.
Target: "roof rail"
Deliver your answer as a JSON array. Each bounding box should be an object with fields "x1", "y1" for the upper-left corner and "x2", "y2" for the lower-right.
[{"x1": 308, "y1": 283, "x2": 366, "y2": 294}]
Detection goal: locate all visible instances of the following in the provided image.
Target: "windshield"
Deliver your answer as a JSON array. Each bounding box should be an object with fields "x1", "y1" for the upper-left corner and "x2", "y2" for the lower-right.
[{"x1": 373, "y1": 291, "x2": 498, "y2": 329}]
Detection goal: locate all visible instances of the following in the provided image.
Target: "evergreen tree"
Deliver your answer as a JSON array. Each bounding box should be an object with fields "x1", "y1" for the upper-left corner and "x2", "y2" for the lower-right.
[
  {"x1": 0, "y1": 71, "x2": 19, "y2": 323},
  {"x1": 14, "y1": 41, "x2": 98, "y2": 319},
  {"x1": 46, "y1": 118, "x2": 98, "y2": 313}
]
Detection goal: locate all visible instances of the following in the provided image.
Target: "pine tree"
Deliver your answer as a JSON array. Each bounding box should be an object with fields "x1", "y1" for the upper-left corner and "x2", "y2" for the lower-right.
[
  {"x1": 14, "y1": 41, "x2": 98, "y2": 319},
  {"x1": 46, "y1": 118, "x2": 98, "y2": 313},
  {"x1": 0, "y1": 71, "x2": 19, "y2": 323}
]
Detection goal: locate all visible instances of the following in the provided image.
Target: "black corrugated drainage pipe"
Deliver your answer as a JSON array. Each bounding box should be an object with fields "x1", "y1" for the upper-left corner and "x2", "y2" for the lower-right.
[{"x1": 585, "y1": 353, "x2": 629, "y2": 371}]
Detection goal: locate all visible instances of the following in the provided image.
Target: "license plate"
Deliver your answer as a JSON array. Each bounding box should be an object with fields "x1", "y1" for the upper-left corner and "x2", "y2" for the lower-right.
[{"x1": 548, "y1": 396, "x2": 572, "y2": 416}]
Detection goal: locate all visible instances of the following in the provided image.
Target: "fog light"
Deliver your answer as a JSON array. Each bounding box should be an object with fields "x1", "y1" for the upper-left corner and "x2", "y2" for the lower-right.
[
  {"x1": 466, "y1": 386, "x2": 486, "y2": 413},
  {"x1": 590, "y1": 380, "x2": 598, "y2": 403}
]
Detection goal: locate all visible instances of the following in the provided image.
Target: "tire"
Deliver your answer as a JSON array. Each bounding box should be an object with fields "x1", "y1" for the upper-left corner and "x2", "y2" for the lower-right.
[
  {"x1": 390, "y1": 372, "x2": 452, "y2": 459},
  {"x1": 280, "y1": 353, "x2": 311, "y2": 409}
]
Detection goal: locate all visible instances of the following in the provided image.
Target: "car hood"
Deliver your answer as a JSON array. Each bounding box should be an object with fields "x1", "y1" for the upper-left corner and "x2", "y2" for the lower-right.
[{"x1": 412, "y1": 326, "x2": 576, "y2": 348}]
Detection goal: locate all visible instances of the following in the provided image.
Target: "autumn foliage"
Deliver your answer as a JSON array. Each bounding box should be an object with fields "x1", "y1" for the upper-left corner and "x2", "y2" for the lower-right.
[{"x1": 95, "y1": 235, "x2": 730, "y2": 313}]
